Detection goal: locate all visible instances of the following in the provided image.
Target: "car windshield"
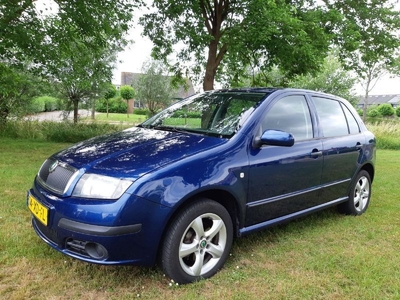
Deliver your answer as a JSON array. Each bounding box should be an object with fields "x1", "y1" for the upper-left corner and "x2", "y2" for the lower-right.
[{"x1": 141, "y1": 90, "x2": 267, "y2": 138}]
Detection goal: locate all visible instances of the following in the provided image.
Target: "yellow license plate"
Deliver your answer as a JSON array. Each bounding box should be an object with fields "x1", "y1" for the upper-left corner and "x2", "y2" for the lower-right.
[{"x1": 28, "y1": 194, "x2": 48, "y2": 226}]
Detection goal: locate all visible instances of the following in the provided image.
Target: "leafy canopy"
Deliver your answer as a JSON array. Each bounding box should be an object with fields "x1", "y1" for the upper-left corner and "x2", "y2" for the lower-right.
[
  {"x1": 140, "y1": 0, "x2": 335, "y2": 90},
  {"x1": 132, "y1": 60, "x2": 178, "y2": 116}
]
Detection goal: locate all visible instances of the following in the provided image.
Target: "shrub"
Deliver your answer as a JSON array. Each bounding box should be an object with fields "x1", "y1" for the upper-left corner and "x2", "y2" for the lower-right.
[
  {"x1": 43, "y1": 96, "x2": 59, "y2": 111},
  {"x1": 96, "y1": 97, "x2": 128, "y2": 113},
  {"x1": 0, "y1": 120, "x2": 120, "y2": 142},
  {"x1": 396, "y1": 106, "x2": 400, "y2": 117},
  {"x1": 367, "y1": 109, "x2": 380, "y2": 118},
  {"x1": 356, "y1": 108, "x2": 363, "y2": 116},
  {"x1": 134, "y1": 108, "x2": 149, "y2": 115},
  {"x1": 377, "y1": 103, "x2": 395, "y2": 117},
  {"x1": 29, "y1": 97, "x2": 46, "y2": 113},
  {"x1": 172, "y1": 110, "x2": 202, "y2": 118}
]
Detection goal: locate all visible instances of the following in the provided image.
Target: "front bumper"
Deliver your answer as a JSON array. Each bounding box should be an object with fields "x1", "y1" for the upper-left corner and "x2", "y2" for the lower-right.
[{"x1": 28, "y1": 181, "x2": 172, "y2": 266}]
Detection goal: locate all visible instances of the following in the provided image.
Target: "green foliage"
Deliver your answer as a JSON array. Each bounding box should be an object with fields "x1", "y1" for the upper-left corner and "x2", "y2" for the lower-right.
[
  {"x1": 172, "y1": 110, "x2": 202, "y2": 118},
  {"x1": 29, "y1": 97, "x2": 46, "y2": 113},
  {"x1": 1, "y1": 1, "x2": 137, "y2": 124},
  {"x1": 396, "y1": 106, "x2": 400, "y2": 117},
  {"x1": 96, "y1": 97, "x2": 128, "y2": 113},
  {"x1": 104, "y1": 84, "x2": 117, "y2": 100},
  {"x1": 331, "y1": 1, "x2": 400, "y2": 77},
  {"x1": 134, "y1": 108, "x2": 150, "y2": 116},
  {"x1": 141, "y1": 0, "x2": 333, "y2": 90},
  {"x1": 289, "y1": 52, "x2": 357, "y2": 104},
  {"x1": 0, "y1": 63, "x2": 52, "y2": 122},
  {"x1": 377, "y1": 104, "x2": 395, "y2": 117},
  {"x1": 43, "y1": 96, "x2": 59, "y2": 111},
  {"x1": 330, "y1": 1, "x2": 400, "y2": 121},
  {"x1": 1, "y1": 0, "x2": 137, "y2": 67},
  {"x1": 132, "y1": 60, "x2": 178, "y2": 116},
  {"x1": 119, "y1": 85, "x2": 135, "y2": 101},
  {"x1": 0, "y1": 120, "x2": 120, "y2": 143},
  {"x1": 367, "y1": 109, "x2": 380, "y2": 118},
  {"x1": 29, "y1": 96, "x2": 60, "y2": 113}
]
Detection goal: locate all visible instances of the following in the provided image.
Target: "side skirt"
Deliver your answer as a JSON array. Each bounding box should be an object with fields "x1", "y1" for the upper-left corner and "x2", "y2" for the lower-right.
[{"x1": 238, "y1": 197, "x2": 348, "y2": 237}]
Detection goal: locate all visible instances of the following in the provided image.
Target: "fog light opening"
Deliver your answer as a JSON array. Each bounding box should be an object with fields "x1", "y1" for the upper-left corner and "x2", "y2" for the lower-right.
[{"x1": 85, "y1": 242, "x2": 108, "y2": 260}]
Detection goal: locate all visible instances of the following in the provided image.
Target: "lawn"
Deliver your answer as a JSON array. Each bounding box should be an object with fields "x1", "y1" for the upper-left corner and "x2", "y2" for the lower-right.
[
  {"x1": 1, "y1": 138, "x2": 399, "y2": 299},
  {"x1": 82, "y1": 113, "x2": 147, "y2": 125}
]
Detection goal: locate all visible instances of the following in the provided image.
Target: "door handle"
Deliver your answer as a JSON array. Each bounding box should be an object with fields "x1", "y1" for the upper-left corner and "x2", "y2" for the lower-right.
[
  {"x1": 310, "y1": 149, "x2": 322, "y2": 158},
  {"x1": 356, "y1": 142, "x2": 362, "y2": 150}
]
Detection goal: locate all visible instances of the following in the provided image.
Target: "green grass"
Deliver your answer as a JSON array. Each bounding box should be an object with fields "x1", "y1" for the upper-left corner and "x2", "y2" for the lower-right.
[
  {"x1": 367, "y1": 120, "x2": 400, "y2": 150},
  {"x1": 83, "y1": 112, "x2": 147, "y2": 125},
  {"x1": 0, "y1": 138, "x2": 400, "y2": 299}
]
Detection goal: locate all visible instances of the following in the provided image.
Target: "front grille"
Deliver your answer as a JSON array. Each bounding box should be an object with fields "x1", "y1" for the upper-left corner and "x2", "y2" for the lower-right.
[{"x1": 37, "y1": 158, "x2": 78, "y2": 195}]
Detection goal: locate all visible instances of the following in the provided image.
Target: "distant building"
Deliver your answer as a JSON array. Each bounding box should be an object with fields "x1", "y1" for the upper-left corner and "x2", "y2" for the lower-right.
[{"x1": 358, "y1": 94, "x2": 400, "y2": 109}]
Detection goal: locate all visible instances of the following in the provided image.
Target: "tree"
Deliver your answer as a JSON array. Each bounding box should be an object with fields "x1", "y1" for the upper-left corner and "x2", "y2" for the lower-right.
[
  {"x1": 42, "y1": 16, "x2": 120, "y2": 123},
  {"x1": 103, "y1": 84, "x2": 117, "y2": 118},
  {"x1": 120, "y1": 85, "x2": 135, "y2": 118},
  {"x1": 0, "y1": 0, "x2": 136, "y2": 66},
  {"x1": 132, "y1": 60, "x2": 178, "y2": 116},
  {"x1": 324, "y1": 0, "x2": 400, "y2": 121},
  {"x1": 289, "y1": 52, "x2": 358, "y2": 105},
  {"x1": 140, "y1": 0, "x2": 334, "y2": 91},
  {"x1": 0, "y1": 0, "x2": 136, "y2": 123},
  {"x1": 0, "y1": 63, "x2": 51, "y2": 124}
]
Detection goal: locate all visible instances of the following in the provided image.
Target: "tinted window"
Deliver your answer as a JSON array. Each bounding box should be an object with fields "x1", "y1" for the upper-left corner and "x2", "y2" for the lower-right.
[
  {"x1": 342, "y1": 104, "x2": 360, "y2": 134},
  {"x1": 312, "y1": 97, "x2": 348, "y2": 137},
  {"x1": 262, "y1": 95, "x2": 313, "y2": 141}
]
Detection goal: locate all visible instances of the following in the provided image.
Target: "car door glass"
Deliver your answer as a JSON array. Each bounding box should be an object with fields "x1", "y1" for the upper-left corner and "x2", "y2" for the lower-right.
[
  {"x1": 312, "y1": 97, "x2": 348, "y2": 137},
  {"x1": 262, "y1": 95, "x2": 312, "y2": 141},
  {"x1": 342, "y1": 104, "x2": 360, "y2": 134}
]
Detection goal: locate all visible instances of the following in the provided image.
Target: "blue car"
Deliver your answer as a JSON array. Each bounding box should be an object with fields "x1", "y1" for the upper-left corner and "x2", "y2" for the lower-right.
[{"x1": 28, "y1": 88, "x2": 376, "y2": 283}]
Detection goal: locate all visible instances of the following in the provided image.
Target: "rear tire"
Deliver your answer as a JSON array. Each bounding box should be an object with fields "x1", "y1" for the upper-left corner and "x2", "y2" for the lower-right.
[
  {"x1": 161, "y1": 199, "x2": 233, "y2": 284},
  {"x1": 338, "y1": 170, "x2": 371, "y2": 215}
]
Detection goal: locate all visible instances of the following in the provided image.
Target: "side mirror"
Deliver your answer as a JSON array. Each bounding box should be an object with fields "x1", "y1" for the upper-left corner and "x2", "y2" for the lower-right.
[{"x1": 254, "y1": 129, "x2": 295, "y2": 147}]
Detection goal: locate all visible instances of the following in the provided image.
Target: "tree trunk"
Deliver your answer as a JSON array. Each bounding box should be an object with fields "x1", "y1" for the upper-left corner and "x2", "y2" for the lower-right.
[
  {"x1": 363, "y1": 73, "x2": 372, "y2": 122},
  {"x1": 0, "y1": 108, "x2": 9, "y2": 125},
  {"x1": 203, "y1": 40, "x2": 218, "y2": 91},
  {"x1": 106, "y1": 100, "x2": 109, "y2": 118},
  {"x1": 91, "y1": 99, "x2": 96, "y2": 120},
  {"x1": 73, "y1": 100, "x2": 79, "y2": 124}
]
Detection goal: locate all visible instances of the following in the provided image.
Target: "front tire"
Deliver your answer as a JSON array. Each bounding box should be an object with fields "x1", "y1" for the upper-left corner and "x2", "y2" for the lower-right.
[
  {"x1": 161, "y1": 199, "x2": 233, "y2": 284},
  {"x1": 338, "y1": 170, "x2": 371, "y2": 215}
]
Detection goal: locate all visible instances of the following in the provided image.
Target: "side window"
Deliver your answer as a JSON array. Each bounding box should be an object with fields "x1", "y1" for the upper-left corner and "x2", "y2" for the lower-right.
[
  {"x1": 262, "y1": 95, "x2": 313, "y2": 141},
  {"x1": 342, "y1": 104, "x2": 360, "y2": 134},
  {"x1": 312, "y1": 97, "x2": 348, "y2": 138}
]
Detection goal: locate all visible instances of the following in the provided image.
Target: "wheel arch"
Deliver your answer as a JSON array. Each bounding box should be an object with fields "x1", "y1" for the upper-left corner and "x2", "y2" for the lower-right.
[
  {"x1": 155, "y1": 188, "x2": 242, "y2": 263},
  {"x1": 360, "y1": 163, "x2": 374, "y2": 183}
]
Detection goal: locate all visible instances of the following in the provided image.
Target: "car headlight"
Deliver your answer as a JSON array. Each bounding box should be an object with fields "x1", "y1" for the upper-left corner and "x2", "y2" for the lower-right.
[{"x1": 72, "y1": 174, "x2": 133, "y2": 199}]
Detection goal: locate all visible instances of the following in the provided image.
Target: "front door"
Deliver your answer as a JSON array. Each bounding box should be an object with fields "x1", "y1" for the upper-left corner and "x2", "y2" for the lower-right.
[{"x1": 245, "y1": 94, "x2": 323, "y2": 226}]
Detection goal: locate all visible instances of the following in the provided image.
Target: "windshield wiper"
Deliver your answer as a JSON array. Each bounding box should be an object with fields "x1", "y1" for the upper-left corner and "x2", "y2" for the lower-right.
[{"x1": 152, "y1": 125, "x2": 188, "y2": 133}]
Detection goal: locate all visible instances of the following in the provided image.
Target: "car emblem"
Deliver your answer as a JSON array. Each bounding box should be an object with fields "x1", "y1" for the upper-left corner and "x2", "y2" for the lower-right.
[{"x1": 49, "y1": 160, "x2": 58, "y2": 173}]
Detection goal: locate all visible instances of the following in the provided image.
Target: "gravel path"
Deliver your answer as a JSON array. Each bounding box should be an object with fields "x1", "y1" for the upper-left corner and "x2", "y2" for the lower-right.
[{"x1": 25, "y1": 110, "x2": 95, "y2": 122}]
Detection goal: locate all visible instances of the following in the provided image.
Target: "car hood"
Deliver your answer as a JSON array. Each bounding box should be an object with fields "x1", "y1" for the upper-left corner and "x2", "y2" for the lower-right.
[{"x1": 54, "y1": 127, "x2": 227, "y2": 180}]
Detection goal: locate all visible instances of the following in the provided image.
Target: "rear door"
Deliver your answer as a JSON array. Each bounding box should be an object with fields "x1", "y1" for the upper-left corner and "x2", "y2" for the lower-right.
[{"x1": 311, "y1": 96, "x2": 365, "y2": 201}]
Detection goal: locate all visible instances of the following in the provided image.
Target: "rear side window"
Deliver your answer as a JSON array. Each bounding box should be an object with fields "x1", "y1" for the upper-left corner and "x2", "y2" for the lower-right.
[
  {"x1": 312, "y1": 97, "x2": 349, "y2": 138},
  {"x1": 342, "y1": 104, "x2": 360, "y2": 134}
]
